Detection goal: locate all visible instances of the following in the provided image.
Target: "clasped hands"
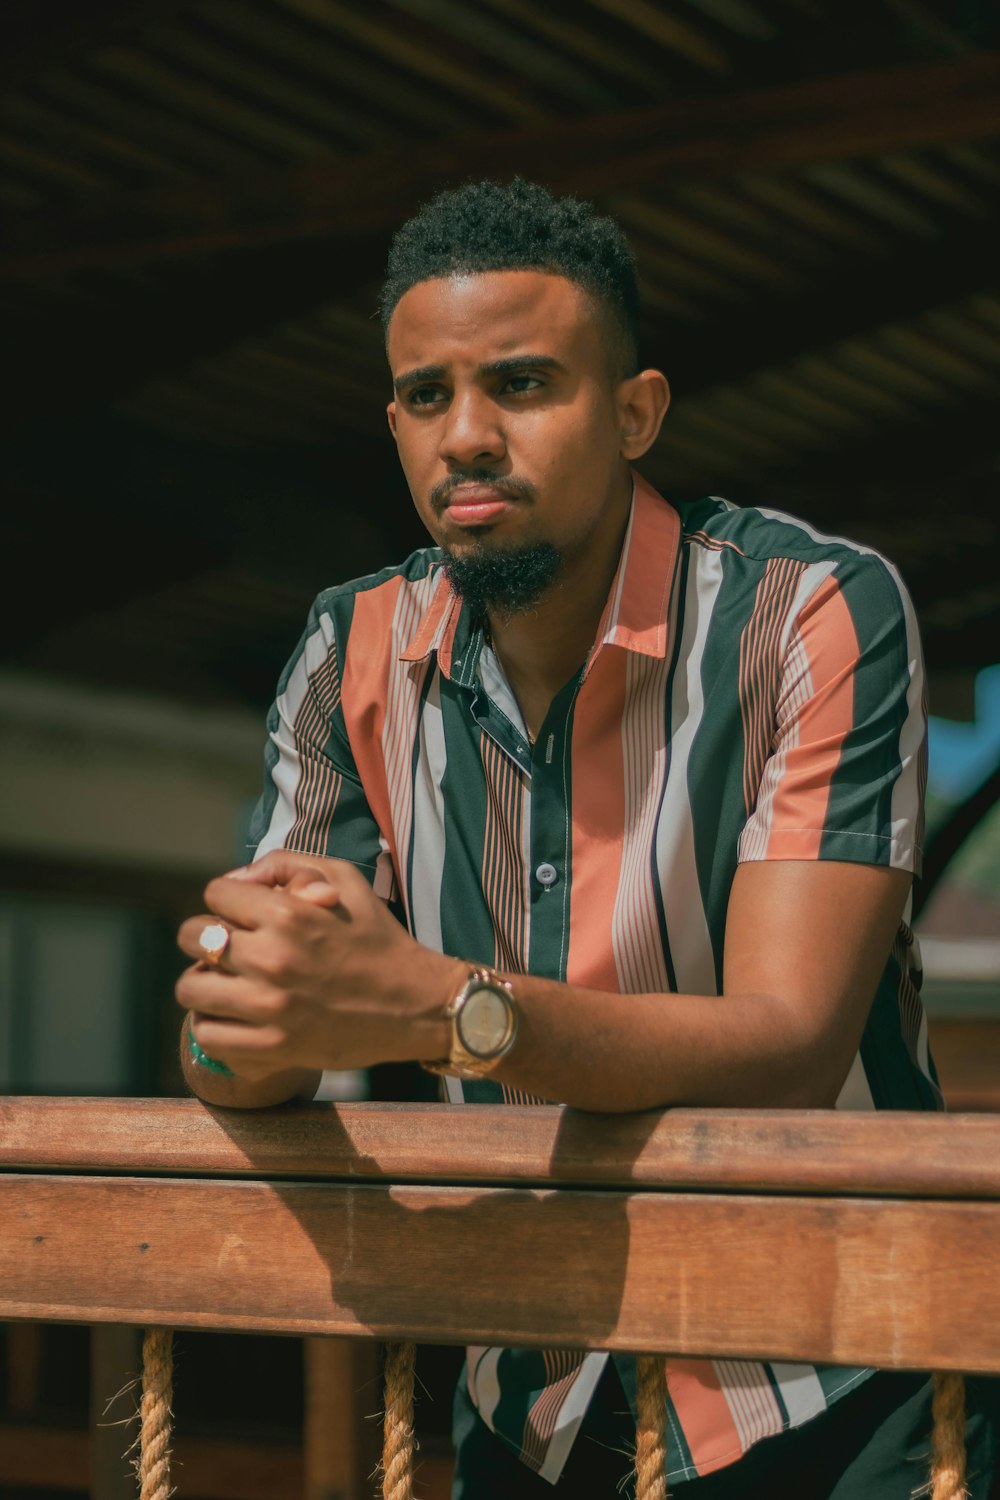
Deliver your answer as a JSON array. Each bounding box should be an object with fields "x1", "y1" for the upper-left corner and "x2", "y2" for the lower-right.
[{"x1": 177, "y1": 851, "x2": 462, "y2": 1081}]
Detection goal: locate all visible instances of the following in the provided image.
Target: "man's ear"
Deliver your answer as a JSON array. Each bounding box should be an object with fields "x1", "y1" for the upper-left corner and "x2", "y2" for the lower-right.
[
  {"x1": 617, "y1": 369, "x2": 670, "y2": 460},
  {"x1": 386, "y1": 400, "x2": 398, "y2": 441}
]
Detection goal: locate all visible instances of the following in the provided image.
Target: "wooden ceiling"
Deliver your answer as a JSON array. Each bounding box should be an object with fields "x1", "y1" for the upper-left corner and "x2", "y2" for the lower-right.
[{"x1": 3, "y1": 0, "x2": 999, "y2": 708}]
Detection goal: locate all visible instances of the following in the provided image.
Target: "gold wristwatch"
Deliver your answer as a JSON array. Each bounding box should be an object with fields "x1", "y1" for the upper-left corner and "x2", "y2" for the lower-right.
[{"x1": 423, "y1": 966, "x2": 519, "y2": 1079}]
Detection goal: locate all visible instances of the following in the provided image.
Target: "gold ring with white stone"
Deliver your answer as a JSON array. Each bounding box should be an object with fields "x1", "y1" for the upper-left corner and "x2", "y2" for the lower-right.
[{"x1": 198, "y1": 921, "x2": 231, "y2": 966}]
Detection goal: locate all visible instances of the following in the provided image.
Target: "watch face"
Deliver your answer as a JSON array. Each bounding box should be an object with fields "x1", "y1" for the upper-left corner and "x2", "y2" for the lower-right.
[{"x1": 457, "y1": 987, "x2": 513, "y2": 1059}]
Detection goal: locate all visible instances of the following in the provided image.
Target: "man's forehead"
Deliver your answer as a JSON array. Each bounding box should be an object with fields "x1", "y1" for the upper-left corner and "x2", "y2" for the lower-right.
[{"x1": 387, "y1": 269, "x2": 591, "y2": 366}]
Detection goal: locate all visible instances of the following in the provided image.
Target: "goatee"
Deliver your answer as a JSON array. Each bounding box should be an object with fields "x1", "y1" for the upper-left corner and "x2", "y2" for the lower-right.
[{"x1": 443, "y1": 540, "x2": 562, "y2": 619}]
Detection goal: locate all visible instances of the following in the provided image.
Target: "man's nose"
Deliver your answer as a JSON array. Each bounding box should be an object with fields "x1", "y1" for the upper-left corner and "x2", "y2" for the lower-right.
[{"x1": 438, "y1": 388, "x2": 506, "y2": 468}]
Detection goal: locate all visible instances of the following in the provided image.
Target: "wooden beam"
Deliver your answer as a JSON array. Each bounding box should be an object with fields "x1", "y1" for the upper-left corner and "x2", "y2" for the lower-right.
[
  {"x1": 2, "y1": 1172, "x2": 998, "y2": 1371},
  {"x1": 7, "y1": 219, "x2": 997, "y2": 440},
  {"x1": 659, "y1": 236, "x2": 1000, "y2": 400},
  {"x1": 5, "y1": 53, "x2": 1000, "y2": 276},
  {"x1": 928, "y1": 1019, "x2": 1000, "y2": 1114},
  {"x1": 657, "y1": 392, "x2": 1000, "y2": 498},
  {"x1": 0, "y1": 1423, "x2": 303, "y2": 1497},
  {"x1": 1, "y1": 1, "x2": 180, "y2": 87},
  {"x1": 0, "y1": 1420, "x2": 449, "y2": 1500},
  {"x1": 2, "y1": 1097, "x2": 999, "y2": 1198},
  {"x1": 1, "y1": 233, "x2": 388, "y2": 431}
]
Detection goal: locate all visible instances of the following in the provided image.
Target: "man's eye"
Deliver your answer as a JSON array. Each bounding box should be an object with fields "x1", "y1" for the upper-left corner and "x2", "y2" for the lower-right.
[
  {"x1": 409, "y1": 387, "x2": 445, "y2": 407},
  {"x1": 504, "y1": 374, "x2": 542, "y2": 394}
]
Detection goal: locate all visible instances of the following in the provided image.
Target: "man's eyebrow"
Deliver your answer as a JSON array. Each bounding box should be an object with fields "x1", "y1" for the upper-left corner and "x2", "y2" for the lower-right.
[
  {"x1": 393, "y1": 354, "x2": 567, "y2": 394},
  {"x1": 480, "y1": 354, "x2": 567, "y2": 378},
  {"x1": 393, "y1": 363, "x2": 446, "y2": 394}
]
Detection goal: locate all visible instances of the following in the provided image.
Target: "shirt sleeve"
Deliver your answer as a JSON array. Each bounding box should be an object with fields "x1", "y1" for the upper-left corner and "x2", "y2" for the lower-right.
[
  {"x1": 737, "y1": 551, "x2": 927, "y2": 873},
  {"x1": 246, "y1": 593, "x2": 393, "y2": 895}
]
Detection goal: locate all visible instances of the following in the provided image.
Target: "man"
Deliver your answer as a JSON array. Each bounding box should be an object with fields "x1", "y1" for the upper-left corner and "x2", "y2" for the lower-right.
[{"x1": 177, "y1": 180, "x2": 995, "y2": 1496}]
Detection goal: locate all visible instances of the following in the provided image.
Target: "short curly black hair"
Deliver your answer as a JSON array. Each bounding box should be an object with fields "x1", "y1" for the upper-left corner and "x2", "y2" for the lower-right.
[{"x1": 379, "y1": 178, "x2": 640, "y2": 377}]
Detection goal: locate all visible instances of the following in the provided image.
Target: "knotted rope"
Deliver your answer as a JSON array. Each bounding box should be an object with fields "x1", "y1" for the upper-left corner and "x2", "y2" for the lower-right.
[
  {"x1": 376, "y1": 1351, "x2": 969, "y2": 1499},
  {"x1": 635, "y1": 1353, "x2": 669, "y2": 1500},
  {"x1": 135, "y1": 1330, "x2": 965, "y2": 1500},
  {"x1": 381, "y1": 1339, "x2": 417, "y2": 1500},
  {"x1": 930, "y1": 1371, "x2": 968, "y2": 1500},
  {"x1": 137, "y1": 1328, "x2": 174, "y2": 1500}
]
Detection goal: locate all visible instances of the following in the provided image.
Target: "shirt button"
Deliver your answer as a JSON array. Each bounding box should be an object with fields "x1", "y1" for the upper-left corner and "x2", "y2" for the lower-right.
[{"x1": 535, "y1": 862, "x2": 558, "y2": 888}]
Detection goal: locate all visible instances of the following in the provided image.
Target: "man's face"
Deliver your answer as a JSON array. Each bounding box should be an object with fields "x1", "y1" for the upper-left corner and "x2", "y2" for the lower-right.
[{"x1": 386, "y1": 270, "x2": 634, "y2": 598}]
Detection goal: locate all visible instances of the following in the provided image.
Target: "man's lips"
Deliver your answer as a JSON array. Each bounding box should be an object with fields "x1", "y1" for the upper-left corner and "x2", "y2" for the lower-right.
[{"x1": 442, "y1": 486, "x2": 519, "y2": 526}]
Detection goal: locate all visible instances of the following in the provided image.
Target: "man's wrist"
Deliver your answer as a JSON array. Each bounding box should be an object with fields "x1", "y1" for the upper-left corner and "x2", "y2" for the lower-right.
[
  {"x1": 421, "y1": 956, "x2": 469, "y2": 1062},
  {"x1": 420, "y1": 962, "x2": 520, "y2": 1078}
]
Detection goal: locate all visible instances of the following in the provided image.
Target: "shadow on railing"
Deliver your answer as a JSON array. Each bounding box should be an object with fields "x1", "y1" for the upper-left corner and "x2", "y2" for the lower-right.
[{"x1": 2, "y1": 1099, "x2": 998, "y2": 1498}]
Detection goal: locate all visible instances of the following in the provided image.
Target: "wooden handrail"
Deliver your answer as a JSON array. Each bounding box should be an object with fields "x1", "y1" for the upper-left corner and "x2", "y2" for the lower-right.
[
  {"x1": 2, "y1": 1097, "x2": 999, "y2": 1196},
  {"x1": 1, "y1": 1099, "x2": 998, "y2": 1375}
]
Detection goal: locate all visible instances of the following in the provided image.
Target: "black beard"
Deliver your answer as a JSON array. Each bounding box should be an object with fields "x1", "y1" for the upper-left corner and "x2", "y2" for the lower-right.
[{"x1": 443, "y1": 540, "x2": 562, "y2": 619}]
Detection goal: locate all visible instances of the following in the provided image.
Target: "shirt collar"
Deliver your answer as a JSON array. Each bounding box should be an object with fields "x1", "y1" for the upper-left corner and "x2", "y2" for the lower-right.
[
  {"x1": 588, "y1": 472, "x2": 681, "y2": 667},
  {"x1": 399, "y1": 473, "x2": 681, "y2": 680},
  {"x1": 398, "y1": 563, "x2": 468, "y2": 680}
]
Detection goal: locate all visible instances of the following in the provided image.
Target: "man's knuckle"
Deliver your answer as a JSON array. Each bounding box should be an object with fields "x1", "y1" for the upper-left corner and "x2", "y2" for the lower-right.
[
  {"x1": 268, "y1": 943, "x2": 300, "y2": 986},
  {"x1": 260, "y1": 988, "x2": 291, "y2": 1020},
  {"x1": 272, "y1": 896, "x2": 304, "y2": 933}
]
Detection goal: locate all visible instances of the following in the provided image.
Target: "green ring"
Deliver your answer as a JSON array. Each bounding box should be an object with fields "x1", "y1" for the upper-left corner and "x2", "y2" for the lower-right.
[{"x1": 188, "y1": 1026, "x2": 234, "y2": 1077}]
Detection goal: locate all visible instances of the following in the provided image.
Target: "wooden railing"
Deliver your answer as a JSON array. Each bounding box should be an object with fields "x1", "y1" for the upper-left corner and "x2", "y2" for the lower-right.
[{"x1": 2, "y1": 1099, "x2": 999, "y2": 1495}]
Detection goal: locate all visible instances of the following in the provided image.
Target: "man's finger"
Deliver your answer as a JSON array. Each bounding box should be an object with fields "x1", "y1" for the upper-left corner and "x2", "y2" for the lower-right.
[
  {"x1": 287, "y1": 874, "x2": 343, "y2": 908},
  {"x1": 204, "y1": 865, "x2": 361, "y2": 927},
  {"x1": 177, "y1": 913, "x2": 246, "y2": 966},
  {"x1": 222, "y1": 851, "x2": 347, "y2": 888},
  {"x1": 176, "y1": 966, "x2": 272, "y2": 1023},
  {"x1": 200, "y1": 875, "x2": 300, "y2": 928},
  {"x1": 190, "y1": 1013, "x2": 287, "y2": 1060}
]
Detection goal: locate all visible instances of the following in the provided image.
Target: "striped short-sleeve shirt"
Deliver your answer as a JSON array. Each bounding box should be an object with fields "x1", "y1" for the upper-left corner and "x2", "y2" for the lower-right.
[{"x1": 249, "y1": 474, "x2": 934, "y2": 1487}]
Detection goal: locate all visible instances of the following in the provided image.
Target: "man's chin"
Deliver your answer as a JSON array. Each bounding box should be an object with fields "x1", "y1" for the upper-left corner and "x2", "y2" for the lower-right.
[{"x1": 442, "y1": 539, "x2": 562, "y2": 617}]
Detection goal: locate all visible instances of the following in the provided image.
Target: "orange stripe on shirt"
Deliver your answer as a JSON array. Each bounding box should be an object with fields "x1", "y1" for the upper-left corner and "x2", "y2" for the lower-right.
[
  {"x1": 567, "y1": 647, "x2": 628, "y2": 991},
  {"x1": 765, "y1": 573, "x2": 860, "y2": 860},
  {"x1": 340, "y1": 575, "x2": 404, "y2": 870},
  {"x1": 666, "y1": 1358, "x2": 745, "y2": 1477}
]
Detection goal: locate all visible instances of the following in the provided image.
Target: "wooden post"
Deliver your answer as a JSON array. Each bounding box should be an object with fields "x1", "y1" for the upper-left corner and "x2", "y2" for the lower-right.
[
  {"x1": 90, "y1": 1324, "x2": 142, "y2": 1500},
  {"x1": 5, "y1": 1321, "x2": 43, "y2": 1414},
  {"x1": 305, "y1": 1336, "x2": 380, "y2": 1500}
]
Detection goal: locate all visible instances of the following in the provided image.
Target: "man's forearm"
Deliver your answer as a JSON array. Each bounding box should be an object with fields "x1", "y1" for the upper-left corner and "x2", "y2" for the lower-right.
[
  {"x1": 178, "y1": 857, "x2": 906, "y2": 1113},
  {"x1": 453, "y1": 861, "x2": 909, "y2": 1112},
  {"x1": 487, "y1": 976, "x2": 837, "y2": 1112}
]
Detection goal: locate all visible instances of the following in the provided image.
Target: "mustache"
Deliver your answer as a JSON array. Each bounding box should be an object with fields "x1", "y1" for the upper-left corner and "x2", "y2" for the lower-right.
[{"x1": 430, "y1": 470, "x2": 535, "y2": 508}]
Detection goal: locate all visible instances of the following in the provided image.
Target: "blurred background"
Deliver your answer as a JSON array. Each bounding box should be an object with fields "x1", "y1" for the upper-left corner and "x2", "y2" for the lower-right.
[{"x1": 1, "y1": 1, "x2": 999, "y2": 1494}]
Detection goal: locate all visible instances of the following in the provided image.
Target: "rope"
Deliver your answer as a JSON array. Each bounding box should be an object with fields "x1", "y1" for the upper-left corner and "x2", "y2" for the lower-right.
[
  {"x1": 138, "y1": 1328, "x2": 174, "y2": 1500},
  {"x1": 635, "y1": 1354, "x2": 668, "y2": 1500},
  {"x1": 930, "y1": 1371, "x2": 968, "y2": 1500},
  {"x1": 381, "y1": 1339, "x2": 416, "y2": 1500},
  {"x1": 128, "y1": 1329, "x2": 967, "y2": 1500}
]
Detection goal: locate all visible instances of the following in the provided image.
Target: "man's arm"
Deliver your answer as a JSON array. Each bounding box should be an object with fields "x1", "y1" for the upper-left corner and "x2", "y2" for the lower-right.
[
  {"x1": 180, "y1": 584, "x2": 388, "y2": 1110},
  {"x1": 487, "y1": 858, "x2": 908, "y2": 1111},
  {"x1": 176, "y1": 850, "x2": 908, "y2": 1113}
]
